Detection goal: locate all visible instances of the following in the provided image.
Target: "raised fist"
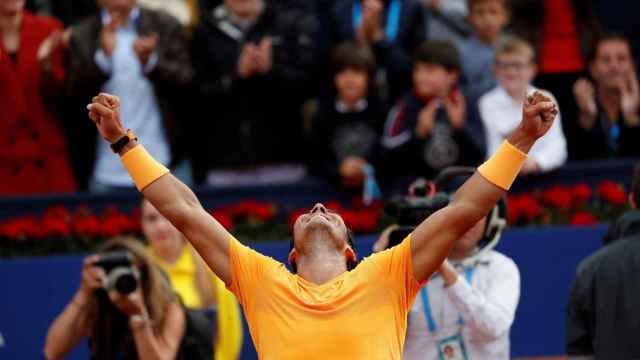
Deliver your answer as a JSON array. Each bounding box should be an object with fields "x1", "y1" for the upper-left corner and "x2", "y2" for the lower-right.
[
  {"x1": 519, "y1": 91, "x2": 558, "y2": 141},
  {"x1": 87, "y1": 93, "x2": 126, "y2": 143}
]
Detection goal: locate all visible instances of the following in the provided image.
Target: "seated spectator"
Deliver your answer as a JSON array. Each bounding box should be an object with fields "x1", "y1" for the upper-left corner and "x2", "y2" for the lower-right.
[
  {"x1": 309, "y1": 43, "x2": 386, "y2": 190},
  {"x1": 0, "y1": 0, "x2": 76, "y2": 194},
  {"x1": 330, "y1": 0, "x2": 426, "y2": 103},
  {"x1": 380, "y1": 40, "x2": 485, "y2": 190},
  {"x1": 458, "y1": 0, "x2": 510, "y2": 99},
  {"x1": 510, "y1": 0, "x2": 602, "y2": 159},
  {"x1": 141, "y1": 199, "x2": 244, "y2": 360},
  {"x1": 572, "y1": 33, "x2": 640, "y2": 159},
  {"x1": 44, "y1": 237, "x2": 186, "y2": 360},
  {"x1": 191, "y1": 0, "x2": 317, "y2": 186},
  {"x1": 479, "y1": 36, "x2": 567, "y2": 175},
  {"x1": 66, "y1": 0, "x2": 193, "y2": 192},
  {"x1": 422, "y1": 0, "x2": 470, "y2": 47}
]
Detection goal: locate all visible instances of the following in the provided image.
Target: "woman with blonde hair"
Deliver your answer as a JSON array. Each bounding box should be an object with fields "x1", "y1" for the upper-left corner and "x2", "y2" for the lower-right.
[
  {"x1": 44, "y1": 237, "x2": 185, "y2": 360},
  {"x1": 141, "y1": 199, "x2": 243, "y2": 360}
]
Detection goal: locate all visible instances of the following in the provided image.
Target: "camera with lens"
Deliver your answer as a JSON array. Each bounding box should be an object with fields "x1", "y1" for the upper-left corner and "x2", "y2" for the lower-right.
[
  {"x1": 385, "y1": 178, "x2": 450, "y2": 248},
  {"x1": 94, "y1": 250, "x2": 139, "y2": 295},
  {"x1": 384, "y1": 167, "x2": 507, "y2": 255}
]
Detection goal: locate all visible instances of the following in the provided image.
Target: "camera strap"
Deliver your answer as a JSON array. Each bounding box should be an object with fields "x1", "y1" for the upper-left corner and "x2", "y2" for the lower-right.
[{"x1": 419, "y1": 266, "x2": 475, "y2": 334}]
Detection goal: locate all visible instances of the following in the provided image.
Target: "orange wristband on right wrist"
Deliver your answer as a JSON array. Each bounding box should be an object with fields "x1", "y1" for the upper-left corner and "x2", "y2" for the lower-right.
[
  {"x1": 478, "y1": 141, "x2": 527, "y2": 191},
  {"x1": 120, "y1": 145, "x2": 169, "y2": 191}
]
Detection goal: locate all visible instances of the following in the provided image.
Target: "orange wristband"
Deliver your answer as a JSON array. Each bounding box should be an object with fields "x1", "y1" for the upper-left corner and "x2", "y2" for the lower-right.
[
  {"x1": 120, "y1": 145, "x2": 169, "y2": 191},
  {"x1": 478, "y1": 141, "x2": 527, "y2": 190}
]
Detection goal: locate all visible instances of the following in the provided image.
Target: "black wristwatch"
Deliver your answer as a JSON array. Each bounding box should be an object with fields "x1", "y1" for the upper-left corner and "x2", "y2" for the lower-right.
[{"x1": 110, "y1": 129, "x2": 137, "y2": 153}]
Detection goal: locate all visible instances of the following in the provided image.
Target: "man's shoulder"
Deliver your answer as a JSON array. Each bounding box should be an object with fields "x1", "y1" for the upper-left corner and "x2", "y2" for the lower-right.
[{"x1": 575, "y1": 243, "x2": 616, "y2": 278}]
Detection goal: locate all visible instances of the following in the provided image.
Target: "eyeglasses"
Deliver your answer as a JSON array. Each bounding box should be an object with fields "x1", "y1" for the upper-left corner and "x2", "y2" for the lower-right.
[{"x1": 495, "y1": 61, "x2": 530, "y2": 71}]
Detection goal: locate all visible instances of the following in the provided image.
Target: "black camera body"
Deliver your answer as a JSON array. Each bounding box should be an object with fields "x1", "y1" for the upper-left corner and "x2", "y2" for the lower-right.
[
  {"x1": 385, "y1": 178, "x2": 450, "y2": 248},
  {"x1": 384, "y1": 167, "x2": 507, "y2": 263},
  {"x1": 94, "y1": 250, "x2": 139, "y2": 295}
]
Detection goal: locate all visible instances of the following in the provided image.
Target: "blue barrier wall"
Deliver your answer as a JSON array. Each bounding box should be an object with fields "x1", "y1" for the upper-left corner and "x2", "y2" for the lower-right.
[{"x1": 0, "y1": 225, "x2": 605, "y2": 359}]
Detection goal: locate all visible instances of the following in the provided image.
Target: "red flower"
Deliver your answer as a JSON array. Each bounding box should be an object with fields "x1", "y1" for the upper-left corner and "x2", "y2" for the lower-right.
[
  {"x1": 288, "y1": 209, "x2": 307, "y2": 230},
  {"x1": 507, "y1": 194, "x2": 542, "y2": 223},
  {"x1": 227, "y1": 201, "x2": 276, "y2": 221},
  {"x1": 597, "y1": 181, "x2": 627, "y2": 206},
  {"x1": 2, "y1": 216, "x2": 45, "y2": 239},
  {"x1": 41, "y1": 206, "x2": 72, "y2": 237},
  {"x1": 101, "y1": 206, "x2": 134, "y2": 237},
  {"x1": 355, "y1": 210, "x2": 381, "y2": 233},
  {"x1": 519, "y1": 194, "x2": 542, "y2": 221},
  {"x1": 71, "y1": 206, "x2": 100, "y2": 238},
  {"x1": 73, "y1": 215, "x2": 101, "y2": 238},
  {"x1": 325, "y1": 201, "x2": 343, "y2": 211},
  {"x1": 571, "y1": 183, "x2": 592, "y2": 206},
  {"x1": 210, "y1": 210, "x2": 234, "y2": 230},
  {"x1": 250, "y1": 203, "x2": 276, "y2": 222},
  {"x1": 129, "y1": 207, "x2": 142, "y2": 234},
  {"x1": 42, "y1": 216, "x2": 71, "y2": 237},
  {"x1": 339, "y1": 209, "x2": 381, "y2": 233},
  {"x1": 570, "y1": 212, "x2": 598, "y2": 226},
  {"x1": 542, "y1": 185, "x2": 573, "y2": 210},
  {"x1": 339, "y1": 210, "x2": 359, "y2": 231}
]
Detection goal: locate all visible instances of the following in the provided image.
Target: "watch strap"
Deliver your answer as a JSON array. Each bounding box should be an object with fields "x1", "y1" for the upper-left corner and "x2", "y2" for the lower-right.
[{"x1": 110, "y1": 129, "x2": 137, "y2": 153}]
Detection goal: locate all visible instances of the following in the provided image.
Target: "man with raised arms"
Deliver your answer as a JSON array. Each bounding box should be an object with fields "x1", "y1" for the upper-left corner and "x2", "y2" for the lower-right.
[{"x1": 86, "y1": 91, "x2": 557, "y2": 359}]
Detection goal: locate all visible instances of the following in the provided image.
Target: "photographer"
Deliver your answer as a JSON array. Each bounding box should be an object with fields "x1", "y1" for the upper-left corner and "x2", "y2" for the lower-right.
[
  {"x1": 375, "y1": 193, "x2": 520, "y2": 359},
  {"x1": 44, "y1": 237, "x2": 185, "y2": 360},
  {"x1": 142, "y1": 199, "x2": 244, "y2": 360}
]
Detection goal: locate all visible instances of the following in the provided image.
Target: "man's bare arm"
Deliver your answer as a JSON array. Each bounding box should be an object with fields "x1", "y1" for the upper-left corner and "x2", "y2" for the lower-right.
[
  {"x1": 88, "y1": 94, "x2": 233, "y2": 284},
  {"x1": 411, "y1": 92, "x2": 558, "y2": 282}
]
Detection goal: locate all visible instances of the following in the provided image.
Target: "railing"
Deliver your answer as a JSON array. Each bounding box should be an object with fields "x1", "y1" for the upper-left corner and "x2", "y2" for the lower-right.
[{"x1": 1, "y1": 158, "x2": 636, "y2": 221}]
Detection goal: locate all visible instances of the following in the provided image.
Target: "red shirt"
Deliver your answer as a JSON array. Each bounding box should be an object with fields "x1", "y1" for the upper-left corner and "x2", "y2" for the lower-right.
[
  {"x1": 539, "y1": 0, "x2": 585, "y2": 74},
  {"x1": 0, "y1": 11, "x2": 76, "y2": 194}
]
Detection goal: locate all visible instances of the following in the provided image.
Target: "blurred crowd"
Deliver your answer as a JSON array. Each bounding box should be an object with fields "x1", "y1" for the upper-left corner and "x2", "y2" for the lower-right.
[{"x1": 1, "y1": 0, "x2": 639, "y2": 196}]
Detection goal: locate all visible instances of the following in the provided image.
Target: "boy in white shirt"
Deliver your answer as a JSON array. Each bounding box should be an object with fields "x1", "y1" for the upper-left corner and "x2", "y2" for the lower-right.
[{"x1": 479, "y1": 36, "x2": 567, "y2": 174}]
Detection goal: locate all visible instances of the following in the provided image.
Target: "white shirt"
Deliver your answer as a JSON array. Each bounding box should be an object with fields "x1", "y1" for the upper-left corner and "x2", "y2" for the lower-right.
[
  {"x1": 478, "y1": 86, "x2": 567, "y2": 172},
  {"x1": 403, "y1": 251, "x2": 520, "y2": 360},
  {"x1": 92, "y1": 7, "x2": 170, "y2": 187}
]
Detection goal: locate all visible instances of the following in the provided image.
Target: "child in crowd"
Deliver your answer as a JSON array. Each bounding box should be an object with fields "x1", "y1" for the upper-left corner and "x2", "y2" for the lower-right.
[
  {"x1": 310, "y1": 42, "x2": 387, "y2": 191},
  {"x1": 478, "y1": 36, "x2": 567, "y2": 175},
  {"x1": 458, "y1": 0, "x2": 510, "y2": 99},
  {"x1": 381, "y1": 40, "x2": 485, "y2": 191}
]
